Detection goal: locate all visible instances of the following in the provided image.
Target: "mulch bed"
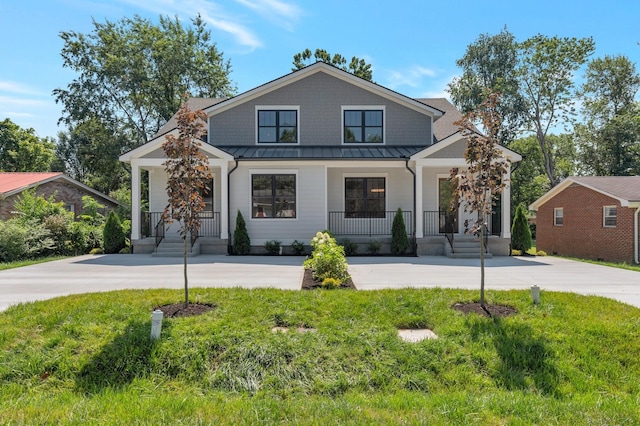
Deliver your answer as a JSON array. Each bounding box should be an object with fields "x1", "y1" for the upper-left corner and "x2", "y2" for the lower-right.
[
  {"x1": 301, "y1": 268, "x2": 357, "y2": 290},
  {"x1": 452, "y1": 302, "x2": 517, "y2": 318},
  {"x1": 155, "y1": 302, "x2": 216, "y2": 318}
]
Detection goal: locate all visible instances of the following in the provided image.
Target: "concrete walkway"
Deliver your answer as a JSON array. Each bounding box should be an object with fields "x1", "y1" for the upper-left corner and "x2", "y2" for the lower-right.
[{"x1": 1, "y1": 254, "x2": 639, "y2": 311}]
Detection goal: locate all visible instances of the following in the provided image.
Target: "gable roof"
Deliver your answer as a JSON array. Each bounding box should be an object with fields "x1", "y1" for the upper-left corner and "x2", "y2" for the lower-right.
[
  {"x1": 0, "y1": 172, "x2": 120, "y2": 205},
  {"x1": 152, "y1": 97, "x2": 224, "y2": 140},
  {"x1": 205, "y1": 62, "x2": 445, "y2": 118},
  {"x1": 0, "y1": 172, "x2": 63, "y2": 193},
  {"x1": 530, "y1": 176, "x2": 640, "y2": 210},
  {"x1": 415, "y1": 98, "x2": 463, "y2": 143}
]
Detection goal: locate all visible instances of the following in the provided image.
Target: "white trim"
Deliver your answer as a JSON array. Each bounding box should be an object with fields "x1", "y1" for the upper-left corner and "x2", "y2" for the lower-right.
[
  {"x1": 416, "y1": 158, "x2": 469, "y2": 167},
  {"x1": 554, "y1": 207, "x2": 563, "y2": 226},
  {"x1": 249, "y1": 169, "x2": 298, "y2": 221},
  {"x1": 603, "y1": 205, "x2": 617, "y2": 228},
  {"x1": 411, "y1": 131, "x2": 522, "y2": 162},
  {"x1": 120, "y1": 134, "x2": 234, "y2": 163},
  {"x1": 204, "y1": 62, "x2": 443, "y2": 118},
  {"x1": 341, "y1": 105, "x2": 386, "y2": 145},
  {"x1": 341, "y1": 172, "x2": 388, "y2": 214},
  {"x1": 255, "y1": 106, "x2": 300, "y2": 145}
]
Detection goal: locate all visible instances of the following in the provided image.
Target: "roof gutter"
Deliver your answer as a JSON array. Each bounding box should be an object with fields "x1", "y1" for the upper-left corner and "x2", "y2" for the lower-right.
[
  {"x1": 227, "y1": 157, "x2": 240, "y2": 254},
  {"x1": 403, "y1": 155, "x2": 417, "y2": 256}
]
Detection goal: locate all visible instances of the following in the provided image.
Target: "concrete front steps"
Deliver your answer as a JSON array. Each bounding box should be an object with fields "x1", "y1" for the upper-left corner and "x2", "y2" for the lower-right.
[
  {"x1": 153, "y1": 238, "x2": 200, "y2": 257},
  {"x1": 446, "y1": 235, "x2": 493, "y2": 259}
]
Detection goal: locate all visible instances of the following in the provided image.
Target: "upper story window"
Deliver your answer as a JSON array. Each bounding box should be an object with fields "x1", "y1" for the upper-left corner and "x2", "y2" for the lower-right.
[
  {"x1": 343, "y1": 108, "x2": 384, "y2": 144},
  {"x1": 257, "y1": 108, "x2": 298, "y2": 144},
  {"x1": 603, "y1": 206, "x2": 617, "y2": 227},
  {"x1": 554, "y1": 207, "x2": 563, "y2": 226}
]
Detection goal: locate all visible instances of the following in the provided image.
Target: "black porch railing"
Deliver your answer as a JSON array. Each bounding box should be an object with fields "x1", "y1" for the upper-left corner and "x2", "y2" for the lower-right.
[
  {"x1": 423, "y1": 211, "x2": 457, "y2": 251},
  {"x1": 328, "y1": 211, "x2": 413, "y2": 236},
  {"x1": 141, "y1": 211, "x2": 221, "y2": 241}
]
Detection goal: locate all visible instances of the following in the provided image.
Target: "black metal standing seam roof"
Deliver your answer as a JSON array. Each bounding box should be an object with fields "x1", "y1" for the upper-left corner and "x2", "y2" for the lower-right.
[{"x1": 216, "y1": 145, "x2": 424, "y2": 160}]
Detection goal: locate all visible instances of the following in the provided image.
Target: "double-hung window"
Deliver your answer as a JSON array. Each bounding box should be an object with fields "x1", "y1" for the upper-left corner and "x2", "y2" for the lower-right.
[
  {"x1": 603, "y1": 206, "x2": 617, "y2": 227},
  {"x1": 343, "y1": 109, "x2": 383, "y2": 143},
  {"x1": 257, "y1": 109, "x2": 297, "y2": 143},
  {"x1": 252, "y1": 174, "x2": 296, "y2": 218},
  {"x1": 554, "y1": 207, "x2": 563, "y2": 226},
  {"x1": 345, "y1": 177, "x2": 385, "y2": 218}
]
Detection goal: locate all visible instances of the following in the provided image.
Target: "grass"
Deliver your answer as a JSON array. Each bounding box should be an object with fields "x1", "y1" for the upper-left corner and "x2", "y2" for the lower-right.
[
  {"x1": 0, "y1": 255, "x2": 68, "y2": 271},
  {"x1": 561, "y1": 256, "x2": 640, "y2": 273},
  {"x1": 1, "y1": 287, "x2": 639, "y2": 424}
]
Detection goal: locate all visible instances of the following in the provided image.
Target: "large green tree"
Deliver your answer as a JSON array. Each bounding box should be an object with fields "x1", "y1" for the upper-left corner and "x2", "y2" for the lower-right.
[
  {"x1": 574, "y1": 55, "x2": 640, "y2": 176},
  {"x1": 447, "y1": 28, "x2": 524, "y2": 145},
  {"x1": 55, "y1": 119, "x2": 129, "y2": 194},
  {"x1": 292, "y1": 48, "x2": 373, "y2": 81},
  {"x1": 0, "y1": 118, "x2": 56, "y2": 172},
  {"x1": 54, "y1": 14, "x2": 236, "y2": 148},
  {"x1": 517, "y1": 35, "x2": 595, "y2": 187}
]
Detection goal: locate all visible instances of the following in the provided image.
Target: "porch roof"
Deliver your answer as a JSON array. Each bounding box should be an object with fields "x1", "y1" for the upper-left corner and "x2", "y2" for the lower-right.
[{"x1": 218, "y1": 145, "x2": 423, "y2": 160}]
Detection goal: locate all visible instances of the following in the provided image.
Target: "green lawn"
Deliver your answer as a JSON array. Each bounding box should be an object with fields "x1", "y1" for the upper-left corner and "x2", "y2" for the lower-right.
[
  {"x1": 0, "y1": 256, "x2": 68, "y2": 271},
  {"x1": 1, "y1": 287, "x2": 639, "y2": 424}
]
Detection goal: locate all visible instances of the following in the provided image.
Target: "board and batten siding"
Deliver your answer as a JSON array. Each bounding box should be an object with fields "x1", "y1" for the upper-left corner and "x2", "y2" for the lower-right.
[
  {"x1": 229, "y1": 163, "x2": 327, "y2": 244},
  {"x1": 209, "y1": 72, "x2": 431, "y2": 147}
]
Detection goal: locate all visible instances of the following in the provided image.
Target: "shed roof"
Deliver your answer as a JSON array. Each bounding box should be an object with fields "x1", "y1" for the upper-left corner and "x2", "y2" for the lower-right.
[{"x1": 219, "y1": 145, "x2": 422, "y2": 160}]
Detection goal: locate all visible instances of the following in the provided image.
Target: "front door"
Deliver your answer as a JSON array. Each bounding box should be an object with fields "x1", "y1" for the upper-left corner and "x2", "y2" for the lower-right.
[{"x1": 438, "y1": 178, "x2": 458, "y2": 233}]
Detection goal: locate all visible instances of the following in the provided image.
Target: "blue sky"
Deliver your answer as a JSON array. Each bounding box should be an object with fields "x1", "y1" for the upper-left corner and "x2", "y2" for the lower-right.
[{"x1": 1, "y1": 0, "x2": 639, "y2": 140}]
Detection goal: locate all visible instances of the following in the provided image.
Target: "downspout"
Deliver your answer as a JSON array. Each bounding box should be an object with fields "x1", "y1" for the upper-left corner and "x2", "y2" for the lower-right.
[
  {"x1": 635, "y1": 207, "x2": 640, "y2": 264},
  {"x1": 403, "y1": 156, "x2": 417, "y2": 256},
  {"x1": 227, "y1": 157, "x2": 239, "y2": 254}
]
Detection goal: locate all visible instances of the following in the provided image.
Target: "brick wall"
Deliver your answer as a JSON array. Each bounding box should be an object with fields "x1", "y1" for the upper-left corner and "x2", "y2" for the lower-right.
[
  {"x1": 537, "y1": 183, "x2": 637, "y2": 263},
  {"x1": 0, "y1": 180, "x2": 118, "y2": 221}
]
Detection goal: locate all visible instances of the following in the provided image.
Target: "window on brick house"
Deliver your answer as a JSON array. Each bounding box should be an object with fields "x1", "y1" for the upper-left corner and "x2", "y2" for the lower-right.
[
  {"x1": 554, "y1": 207, "x2": 563, "y2": 226},
  {"x1": 603, "y1": 206, "x2": 617, "y2": 227}
]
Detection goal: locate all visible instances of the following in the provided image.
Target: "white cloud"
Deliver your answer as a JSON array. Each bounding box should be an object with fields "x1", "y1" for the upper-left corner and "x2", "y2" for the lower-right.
[
  {"x1": 0, "y1": 81, "x2": 43, "y2": 96},
  {"x1": 0, "y1": 96, "x2": 49, "y2": 108},
  {"x1": 234, "y1": 0, "x2": 303, "y2": 31},
  {"x1": 385, "y1": 66, "x2": 437, "y2": 90}
]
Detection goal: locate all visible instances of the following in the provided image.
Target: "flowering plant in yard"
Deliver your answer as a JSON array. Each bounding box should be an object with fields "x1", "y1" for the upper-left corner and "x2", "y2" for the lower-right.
[{"x1": 303, "y1": 231, "x2": 350, "y2": 284}]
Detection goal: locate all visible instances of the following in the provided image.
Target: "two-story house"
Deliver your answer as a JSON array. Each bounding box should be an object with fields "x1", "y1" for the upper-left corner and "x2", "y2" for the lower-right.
[{"x1": 120, "y1": 62, "x2": 520, "y2": 256}]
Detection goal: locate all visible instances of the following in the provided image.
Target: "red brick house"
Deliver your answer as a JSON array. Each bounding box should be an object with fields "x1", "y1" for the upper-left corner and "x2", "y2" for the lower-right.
[
  {"x1": 530, "y1": 176, "x2": 640, "y2": 264},
  {"x1": 0, "y1": 172, "x2": 120, "y2": 220}
]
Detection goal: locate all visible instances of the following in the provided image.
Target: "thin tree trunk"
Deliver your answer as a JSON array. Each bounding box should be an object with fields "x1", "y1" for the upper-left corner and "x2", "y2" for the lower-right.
[
  {"x1": 479, "y1": 223, "x2": 486, "y2": 307},
  {"x1": 183, "y1": 234, "x2": 188, "y2": 308}
]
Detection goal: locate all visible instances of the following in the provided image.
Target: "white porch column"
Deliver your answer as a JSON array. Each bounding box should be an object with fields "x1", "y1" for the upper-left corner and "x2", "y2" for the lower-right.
[
  {"x1": 220, "y1": 162, "x2": 229, "y2": 240},
  {"x1": 415, "y1": 164, "x2": 423, "y2": 238},
  {"x1": 131, "y1": 160, "x2": 141, "y2": 240},
  {"x1": 501, "y1": 163, "x2": 512, "y2": 238}
]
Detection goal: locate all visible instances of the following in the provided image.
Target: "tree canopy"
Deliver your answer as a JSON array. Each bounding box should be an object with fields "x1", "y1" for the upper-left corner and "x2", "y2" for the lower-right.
[
  {"x1": 0, "y1": 118, "x2": 56, "y2": 172},
  {"x1": 447, "y1": 28, "x2": 524, "y2": 145},
  {"x1": 292, "y1": 48, "x2": 373, "y2": 81},
  {"x1": 54, "y1": 14, "x2": 236, "y2": 147}
]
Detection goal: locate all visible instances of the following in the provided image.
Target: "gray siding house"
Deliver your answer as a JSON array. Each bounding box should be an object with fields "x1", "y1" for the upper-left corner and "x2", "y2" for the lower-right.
[{"x1": 120, "y1": 62, "x2": 520, "y2": 256}]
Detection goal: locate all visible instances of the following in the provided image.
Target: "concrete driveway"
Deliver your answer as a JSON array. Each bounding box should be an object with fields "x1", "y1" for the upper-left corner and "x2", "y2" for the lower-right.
[{"x1": 1, "y1": 254, "x2": 639, "y2": 311}]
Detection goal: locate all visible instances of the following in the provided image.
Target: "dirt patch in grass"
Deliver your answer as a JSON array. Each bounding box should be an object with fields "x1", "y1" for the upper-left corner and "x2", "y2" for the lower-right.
[
  {"x1": 301, "y1": 268, "x2": 357, "y2": 290},
  {"x1": 452, "y1": 302, "x2": 517, "y2": 318},
  {"x1": 155, "y1": 302, "x2": 216, "y2": 318}
]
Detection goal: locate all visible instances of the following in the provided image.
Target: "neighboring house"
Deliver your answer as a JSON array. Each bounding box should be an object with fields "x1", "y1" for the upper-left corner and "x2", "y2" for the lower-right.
[
  {"x1": 0, "y1": 172, "x2": 120, "y2": 220},
  {"x1": 530, "y1": 176, "x2": 640, "y2": 264},
  {"x1": 120, "y1": 62, "x2": 521, "y2": 255}
]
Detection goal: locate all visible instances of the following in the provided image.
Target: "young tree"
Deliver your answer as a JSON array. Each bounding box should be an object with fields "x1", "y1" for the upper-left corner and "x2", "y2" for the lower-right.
[
  {"x1": 233, "y1": 210, "x2": 251, "y2": 255},
  {"x1": 292, "y1": 48, "x2": 373, "y2": 81},
  {"x1": 103, "y1": 210, "x2": 126, "y2": 254},
  {"x1": 517, "y1": 35, "x2": 595, "y2": 186},
  {"x1": 450, "y1": 93, "x2": 509, "y2": 309},
  {"x1": 391, "y1": 208, "x2": 409, "y2": 255},
  {"x1": 162, "y1": 101, "x2": 212, "y2": 308}
]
